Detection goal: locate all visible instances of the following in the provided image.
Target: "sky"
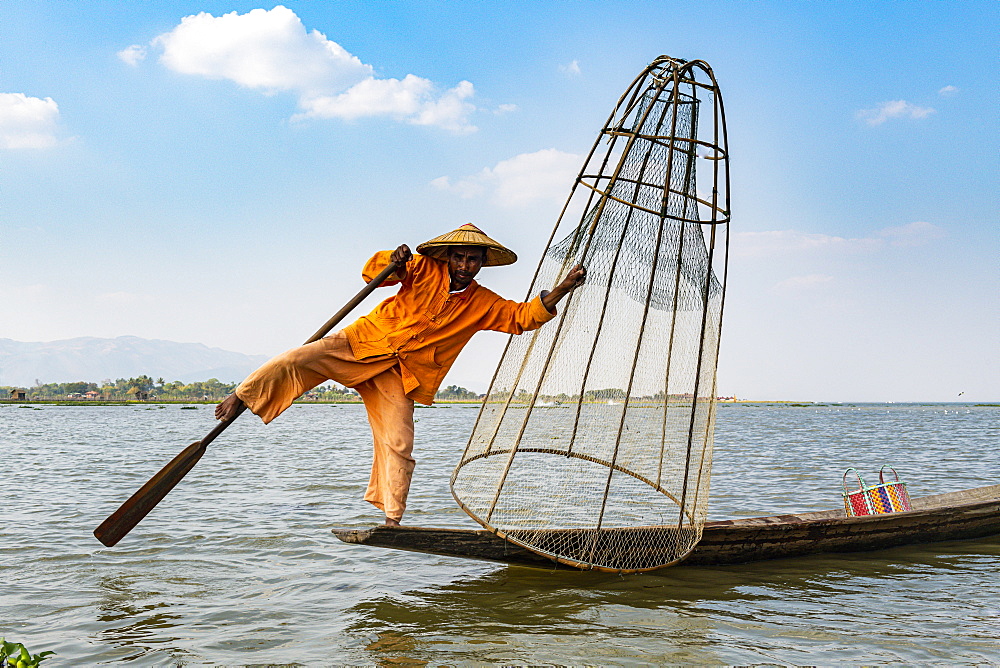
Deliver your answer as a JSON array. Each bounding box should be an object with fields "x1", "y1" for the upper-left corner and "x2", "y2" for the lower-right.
[{"x1": 1, "y1": 1, "x2": 997, "y2": 402}]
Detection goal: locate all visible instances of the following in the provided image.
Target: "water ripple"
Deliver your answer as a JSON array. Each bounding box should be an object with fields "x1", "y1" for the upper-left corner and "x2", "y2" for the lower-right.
[{"x1": 1, "y1": 402, "x2": 998, "y2": 664}]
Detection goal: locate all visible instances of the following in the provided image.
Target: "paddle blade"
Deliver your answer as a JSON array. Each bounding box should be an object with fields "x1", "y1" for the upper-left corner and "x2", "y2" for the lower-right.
[{"x1": 94, "y1": 440, "x2": 207, "y2": 547}]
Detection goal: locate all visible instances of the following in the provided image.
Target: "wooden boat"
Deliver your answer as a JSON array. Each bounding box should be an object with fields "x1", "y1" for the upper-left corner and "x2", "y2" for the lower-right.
[{"x1": 333, "y1": 484, "x2": 1000, "y2": 569}]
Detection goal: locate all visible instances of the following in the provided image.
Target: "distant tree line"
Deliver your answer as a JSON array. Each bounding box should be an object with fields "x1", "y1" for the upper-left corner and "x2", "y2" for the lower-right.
[
  {"x1": 2, "y1": 376, "x2": 238, "y2": 401},
  {"x1": 435, "y1": 384, "x2": 482, "y2": 401},
  {"x1": 298, "y1": 383, "x2": 361, "y2": 402},
  {"x1": 484, "y1": 387, "x2": 707, "y2": 403},
  {"x1": 3, "y1": 378, "x2": 483, "y2": 402},
  {"x1": 292, "y1": 383, "x2": 481, "y2": 402}
]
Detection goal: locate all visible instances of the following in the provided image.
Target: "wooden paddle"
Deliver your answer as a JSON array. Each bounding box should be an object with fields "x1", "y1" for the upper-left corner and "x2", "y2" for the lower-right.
[{"x1": 94, "y1": 260, "x2": 402, "y2": 547}]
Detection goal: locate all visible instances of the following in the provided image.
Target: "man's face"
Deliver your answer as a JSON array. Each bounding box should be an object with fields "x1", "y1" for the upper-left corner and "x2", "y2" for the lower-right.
[{"x1": 447, "y1": 246, "x2": 486, "y2": 290}]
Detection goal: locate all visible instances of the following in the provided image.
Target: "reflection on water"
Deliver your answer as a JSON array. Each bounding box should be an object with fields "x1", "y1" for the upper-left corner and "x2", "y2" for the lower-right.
[
  {"x1": 347, "y1": 536, "x2": 1000, "y2": 665},
  {"x1": 94, "y1": 573, "x2": 202, "y2": 664},
  {"x1": 0, "y1": 403, "x2": 998, "y2": 664}
]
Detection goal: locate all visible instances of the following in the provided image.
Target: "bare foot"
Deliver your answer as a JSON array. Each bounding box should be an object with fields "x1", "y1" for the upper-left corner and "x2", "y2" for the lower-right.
[
  {"x1": 384, "y1": 517, "x2": 400, "y2": 527},
  {"x1": 215, "y1": 394, "x2": 244, "y2": 421}
]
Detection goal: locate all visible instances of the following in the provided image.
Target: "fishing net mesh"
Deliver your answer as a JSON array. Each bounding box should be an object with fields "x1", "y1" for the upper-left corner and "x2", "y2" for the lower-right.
[{"x1": 451, "y1": 57, "x2": 729, "y2": 572}]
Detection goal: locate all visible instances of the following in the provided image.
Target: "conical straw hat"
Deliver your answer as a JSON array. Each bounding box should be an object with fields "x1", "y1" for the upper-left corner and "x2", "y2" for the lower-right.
[{"x1": 416, "y1": 223, "x2": 517, "y2": 267}]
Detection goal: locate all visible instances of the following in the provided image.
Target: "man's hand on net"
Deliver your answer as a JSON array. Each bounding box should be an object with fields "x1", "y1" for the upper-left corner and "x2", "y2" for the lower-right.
[
  {"x1": 561, "y1": 264, "x2": 586, "y2": 290},
  {"x1": 542, "y1": 264, "x2": 586, "y2": 313}
]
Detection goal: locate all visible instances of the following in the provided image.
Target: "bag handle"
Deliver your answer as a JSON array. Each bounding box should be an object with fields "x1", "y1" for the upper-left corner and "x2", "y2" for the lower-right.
[
  {"x1": 842, "y1": 468, "x2": 867, "y2": 495},
  {"x1": 879, "y1": 465, "x2": 900, "y2": 484}
]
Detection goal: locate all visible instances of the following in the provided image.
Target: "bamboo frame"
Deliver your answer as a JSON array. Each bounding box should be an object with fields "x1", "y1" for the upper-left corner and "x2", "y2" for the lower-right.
[{"x1": 451, "y1": 56, "x2": 731, "y2": 573}]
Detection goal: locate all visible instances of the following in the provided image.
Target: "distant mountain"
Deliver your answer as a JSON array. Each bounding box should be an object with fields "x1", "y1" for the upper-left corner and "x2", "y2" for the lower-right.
[{"x1": 0, "y1": 336, "x2": 269, "y2": 387}]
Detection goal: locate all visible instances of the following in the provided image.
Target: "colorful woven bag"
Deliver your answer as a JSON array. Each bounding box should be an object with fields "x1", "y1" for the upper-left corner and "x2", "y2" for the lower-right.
[{"x1": 842, "y1": 466, "x2": 913, "y2": 516}]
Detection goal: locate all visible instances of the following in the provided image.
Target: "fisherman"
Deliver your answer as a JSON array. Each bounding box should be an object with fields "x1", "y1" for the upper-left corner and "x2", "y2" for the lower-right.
[{"x1": 215, "y1": 223, "x2": 585, "y2": 526}]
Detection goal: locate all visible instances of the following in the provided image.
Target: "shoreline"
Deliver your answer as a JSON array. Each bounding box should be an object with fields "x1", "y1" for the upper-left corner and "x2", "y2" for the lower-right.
[{"x1": 1, "y1": 399, "x2": 996, "y2": 407}]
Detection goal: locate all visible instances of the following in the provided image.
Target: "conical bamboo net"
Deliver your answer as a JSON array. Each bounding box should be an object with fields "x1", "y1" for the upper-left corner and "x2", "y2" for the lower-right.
[{"x1": 451, "y1": 56, "x2": 730, "y2": 572}]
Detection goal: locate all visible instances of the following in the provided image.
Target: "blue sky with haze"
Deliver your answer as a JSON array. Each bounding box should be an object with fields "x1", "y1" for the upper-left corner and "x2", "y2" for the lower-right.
[{"x1": 2, "y1": 1, "x2": 997, "y2": 401}]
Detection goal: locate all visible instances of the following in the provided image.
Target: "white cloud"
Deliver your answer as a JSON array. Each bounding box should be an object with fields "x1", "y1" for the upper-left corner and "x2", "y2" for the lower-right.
[
  {"x1": 772, "y1": 274, "x2": 834, "y2": 292},
  {"x1": 735, "y1": 222, "x2": 946, "y2": 258},
  {"x1": 153, "y1": 6, "x2": 370, "y2": 94},
  {"x1": 94, "y1": 291, "x2": 156, "y2": 306},
  {"x1": 734, "y1": 230, "x2": 880, "y2": 257},
  {"x1": 297, "y1": 74, "x2": 429, "y2": 118},
  {"x1": 430, "y1": 175, "x2": 483, "y2": 199},
  {"x1": 0, "y1": 92, "x2": 61, "y2": 149},
  {"x1": 413, "y1": 80, "x2": 475, "y2": 131},
  {"x1": 296, "y1": 76, "x2": 476, "y2": 133},
  {"x1": 142, "y1": 5, "x2": 478, "y2": 132},
  {"x1": 559, "y1": 60, "x2": 582, "y2": 76},
  {"x1": 878, "y1": 221, "x2": 945, "y2": 247},
  {"x1": 938, "y1": 85, "x2": 959, "y2": 97},
  {"x1": 494, "y1": 103, "x2": 518, "y2": 115},
  {"x1": 857, "y1": 100, "x2": 935, "y2": 126},
  {"x1": 117, "y1": 44, "x2": 147, "y2": 66},
  {"x1": 432, "y1": 148, "x2": 581, "y2": 207}
]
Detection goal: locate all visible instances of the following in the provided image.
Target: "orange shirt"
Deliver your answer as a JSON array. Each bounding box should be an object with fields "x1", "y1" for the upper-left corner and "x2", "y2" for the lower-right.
[{"x1": 343, "y1": 251, "x2": 555, "y2": 405}]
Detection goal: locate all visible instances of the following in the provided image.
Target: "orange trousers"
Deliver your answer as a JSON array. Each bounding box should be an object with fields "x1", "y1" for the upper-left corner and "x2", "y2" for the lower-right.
[{"x1": 236, "y1": 332, "x2": 415, "y2": 521}]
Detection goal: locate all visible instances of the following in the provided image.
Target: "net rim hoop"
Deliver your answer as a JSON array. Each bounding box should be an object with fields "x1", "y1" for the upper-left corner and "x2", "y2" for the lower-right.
[
  {"x1": 577, "y1": 177, "x2": 731, "y2": 224},
  {"x1": 449, "y1": 491, "x2": 699, "y2": 573},
  {"x1": 602, "y1": 131, "x2": 728, "y2": 161},
  {"x1": 495, "y1": 526, "x2": 697, "y2": 573},
  {"x1": 454, "y1": 446, "x2": 697, "y2": 524}
]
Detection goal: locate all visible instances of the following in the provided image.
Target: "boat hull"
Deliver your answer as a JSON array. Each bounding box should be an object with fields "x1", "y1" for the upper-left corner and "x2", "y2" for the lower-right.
[
  {"x1": 688, "y1": 484, "x2": 1000, "y2": 565},
  {"x1": 332, "y1": 484, "x2": 1000, "y2": 569}
]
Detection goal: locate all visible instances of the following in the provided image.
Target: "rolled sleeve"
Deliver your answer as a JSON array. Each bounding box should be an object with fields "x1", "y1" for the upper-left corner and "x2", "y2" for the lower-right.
[
  {"x1": 362, "y1": 250, "x2": 407, "y2": 286},
  {"x1": 531, "y1": 293, "x2": 558, "y2": 321}
]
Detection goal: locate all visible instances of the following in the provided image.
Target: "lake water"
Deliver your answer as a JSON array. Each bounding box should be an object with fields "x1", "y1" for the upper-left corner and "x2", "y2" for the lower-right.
[{"x1": 2, "y1": 402, "x2": 999, "y2": 665}]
